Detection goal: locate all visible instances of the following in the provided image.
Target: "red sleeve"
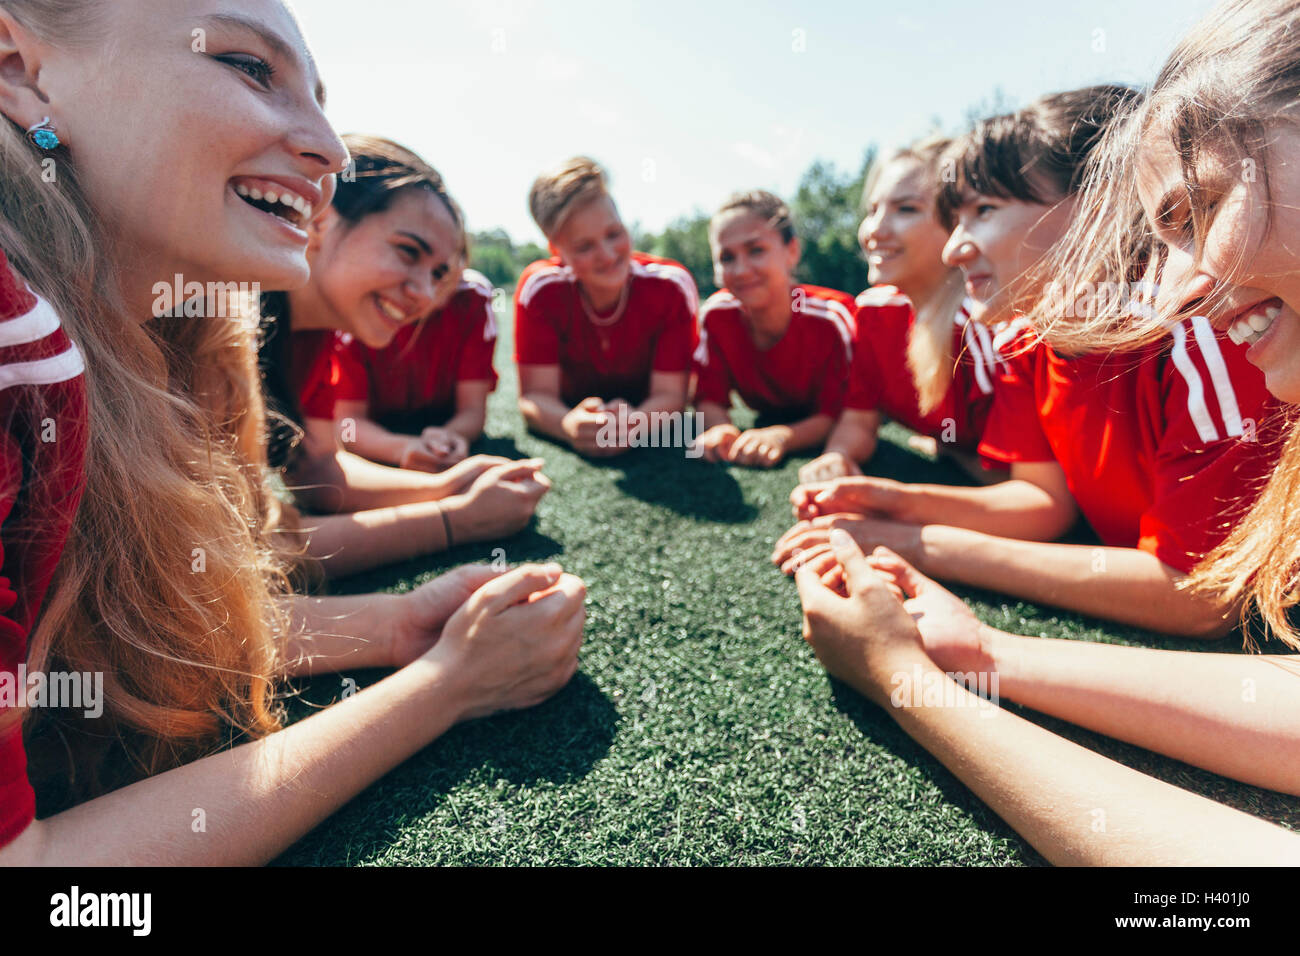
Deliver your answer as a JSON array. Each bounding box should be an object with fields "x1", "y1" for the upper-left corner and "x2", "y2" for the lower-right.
[
  {"x1": 1140, "y1": 324, "x2": 1280, "y2": 573},
  {"x1": 691, "y1": 311, "x2": 733, "y2": 407},
  {"x1": 844, "y1": 306, "x2": 885, "y2": 411},
  {"x1": 299, "y1": 334, "x2": 367, "y2": 420},
  {"x1": 457, "y1": 293, "x2": 499, "y2": 390},
  {"x1": 513, "y1": 262, "x2": 562, "y2": 367},
  {"x1": 816, "y1": 329, "x2": 850, "y2": 419},
  {"x1": 651, "y1": 279, "x2": 697, "y2": 375},
  {"x1": 977, "y1": 334, "x2": 1054, "y2": 464},
  {"x1": 0, "y1": 435, "x2": 34, "y2": 850}
]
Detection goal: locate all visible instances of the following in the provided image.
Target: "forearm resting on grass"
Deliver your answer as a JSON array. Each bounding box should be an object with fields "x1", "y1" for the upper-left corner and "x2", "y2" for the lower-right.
[
  {"x1": 970, "y1": 627, "x2": 1300, "y2": 794},
  {"x1": 917, "y1": 527, "x2": 1232, "y2": 637},
  {"x1": 889, "y1": 463, "x2": 1076, "y2": 540},
  {"x1": 1, "y1": 658, "x2": 468, "y2": 866},
  {"x1": 885, "y1": 656, "x2": 1300, "y2": 865}
]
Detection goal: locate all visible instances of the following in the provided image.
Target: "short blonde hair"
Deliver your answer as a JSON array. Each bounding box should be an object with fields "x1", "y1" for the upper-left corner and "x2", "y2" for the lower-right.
[
  {"x1": 528, "y1": 156, "x2": 611, "y2": 238},
  {"x1": 711, "y1": 190, "x2": 796, "y2": 244}
]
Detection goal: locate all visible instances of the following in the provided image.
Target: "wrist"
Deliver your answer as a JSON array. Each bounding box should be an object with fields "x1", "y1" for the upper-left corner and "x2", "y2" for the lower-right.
[
  {"x1": 866, "y1": 644, "x2": 939, "y2": 709},
  {"x1": 402, "y1": 649, "x2": 474, "y2": 725},
  {"x1": 439, "y1": 495, "x2": 467, "y2": 547}
]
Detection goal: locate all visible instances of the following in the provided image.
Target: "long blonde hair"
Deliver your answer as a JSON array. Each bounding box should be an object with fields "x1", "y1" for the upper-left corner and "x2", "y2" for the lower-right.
[
  {"x1": 1, "y1": 0, "x2": 290, "y2": 804},
  {"x1": 862, "y1": 136, "x2": 965, "y2": 415},
  {"x1": 1023, "y1": 0, "x2": 1300, "y2": 649}
]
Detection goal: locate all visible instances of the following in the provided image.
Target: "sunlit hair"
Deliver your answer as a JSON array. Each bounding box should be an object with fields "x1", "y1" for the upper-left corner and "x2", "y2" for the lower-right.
[
  {"x1": 528, "y1": 156, "x2": 612, "y2": 239},
  {"x1": 863, "y1": 136, "x2": 967, "y2": 414},
  {"x1": 711, "y1": 189, "x2": 797, "y2": 245},
  {"x1": 0, "y1": 0, "x2": 292, "y2": 804},
  {"x1": 1023, "y1": 0, "x2": 1300, "y2": 650}
]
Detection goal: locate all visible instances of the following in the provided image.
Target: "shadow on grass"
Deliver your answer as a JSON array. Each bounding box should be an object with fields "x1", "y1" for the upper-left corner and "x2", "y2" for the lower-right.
[
  {"x1": 272, "y1": 670, "x2": 618, "y2": 865},
  {"x1": 331, "y1": 525, "x2": 566, "y2": 596},
  {"x1": 829, "y1": 668, "x2": 1300, "y2": 862},
  {"x1": 471, "y1": 433, "x2": 530, "y2": 461},
  {"x1": 612, "y1": 446, "x2": 757, "y2": 522}
]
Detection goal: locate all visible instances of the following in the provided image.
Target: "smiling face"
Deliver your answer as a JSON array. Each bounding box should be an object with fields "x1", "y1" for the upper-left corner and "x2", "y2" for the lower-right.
[
  {"x1": 941, "y1": 188, "x2": 1077, "y2": 325},
  {"x1": 710, "y1": 209, "x2": 800, "y2": 314},
  {"x1": 859, "y1": 158, "x2": 950, "y2": 295},
  {"x1": 2, "y1": 0, "x2": 348, "y2": 306},
  {"x1": 550, "y1": 194, "x2": 631, "y2": 301},
  {"x1": 306, "y1": 188, "x2": 462, "y2": 349},
  {"x1": 1136, "y1": 122, "x2": 1300, "y2": 402}
]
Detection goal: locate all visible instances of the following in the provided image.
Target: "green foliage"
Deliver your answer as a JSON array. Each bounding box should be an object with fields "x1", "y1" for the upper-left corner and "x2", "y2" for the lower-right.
[
  {"x1": 640, "y1": 212, "x2": 716, "y2": 298},
  {"x1": 469, "y1": 227, "x2": 549, "y2": 290},
  {"x1": 789, "y1": 150, "x2": 875, "y2": 294}
]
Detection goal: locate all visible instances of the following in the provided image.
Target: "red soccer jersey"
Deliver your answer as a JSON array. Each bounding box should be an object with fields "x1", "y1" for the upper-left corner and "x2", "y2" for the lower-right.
[
  {"x1": 291, "y1": 328, "x2": 368, "y2": 421},
  {"x1": 0, "y1": 250, "x2": 89, "y2": 850},
  {"x1": 514, "y1": 252, "x2": 699, "y2": 406},
  {"x1": 978, "y1": 317, "x2": 1282, "y2": 573},
  {"x1": 692, "y1": 284, "x2": 856, "y2": 419},
  {"x1": 846, "y1": 286, "x2": 1011, "y2": 452},
  {"x1": 348, "y1": 269, "x2": 499, "y2": 429}
]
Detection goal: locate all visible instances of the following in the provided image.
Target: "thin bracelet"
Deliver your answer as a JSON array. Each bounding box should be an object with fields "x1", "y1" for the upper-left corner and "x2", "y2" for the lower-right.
[{"x1": 438, "y1": 502, "x2": 455, "y2": 550}]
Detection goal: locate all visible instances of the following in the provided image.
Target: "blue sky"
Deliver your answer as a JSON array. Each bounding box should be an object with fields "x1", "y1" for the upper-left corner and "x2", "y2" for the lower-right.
[{"x1": 293, "y1": 0, "x2": 1218, "y2": 244}]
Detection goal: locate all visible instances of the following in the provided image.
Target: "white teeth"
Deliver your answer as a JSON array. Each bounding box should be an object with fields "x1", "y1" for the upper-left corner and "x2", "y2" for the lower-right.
[
  {"x1": 249, "y1": 188, "x2": 263, "y2": 201},
  {"x1": 1266, "y1": 305, "x2": 1281, "y2": 320},
  {"x1": 1227, "y1": 325, "x2": 1244, "y2": 346},
  {"x1": 1248, "y1": 312, "x2": 1272, "y2": 332},
  {"x1": 292, "y1": 196, "x2": 306, "y2": 213},
  {"x1": 236, "y1": 184, "x2": 251, "y2": 197},
  {"x1": 378, "y1": 298, "x2": 405, "y2": 321},
  {"x1": 264, "y1": 191, "x2": 279, "y2": 204},
  {"x1": 303, "y1": 203, "x2": 313, "y2": 220},
  {"x1": 280, "y1": 194, "x2": 296, "y2": 208}
]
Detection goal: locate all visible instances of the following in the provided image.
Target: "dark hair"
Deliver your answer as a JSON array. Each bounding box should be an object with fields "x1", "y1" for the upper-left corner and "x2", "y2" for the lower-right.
[
  {"x1": 936, "y1": 85, "x2": 1143, "y2": 227},
  {"x1": 335, "y1": 134, "x2": 466, "y2": 256}
]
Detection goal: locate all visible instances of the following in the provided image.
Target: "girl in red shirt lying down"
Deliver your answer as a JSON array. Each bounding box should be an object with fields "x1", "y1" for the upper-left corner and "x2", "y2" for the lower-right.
[
  {"x1": 799, "y1": 135, "x2": 1012, "y2": 485},
  {"x1": 775, "y1": 85, "x2": 1282, "y2": 637},
  {"x1": 693, "y1": 191, "x2": 857, "y2": 467},
  {"x1": 514, "y1": 156, "x2": 699, "y2": 458},
  {"x1": 262, "y1": 135, "x2": 549, "y2": 578},
  {"x1": 332, "y1": 264, "x2": 499, "y2": 473}
]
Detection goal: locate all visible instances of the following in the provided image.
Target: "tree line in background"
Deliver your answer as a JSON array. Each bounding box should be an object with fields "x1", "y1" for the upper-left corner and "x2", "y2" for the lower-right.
[{"x1": 469, "y1": 148, "x2": 876, "y2": 300}]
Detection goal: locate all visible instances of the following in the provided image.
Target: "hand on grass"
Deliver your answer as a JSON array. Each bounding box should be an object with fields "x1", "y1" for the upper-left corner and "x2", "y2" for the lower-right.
[
  {"x1": 725, "y1": 426, "x2": 791, "y2": 467},
  {"x1": 794, "y1": 529, "x2": 928, "y2": 707},
  {"x1": 694, "y1": 423, "x2": 741, "y2": 462},
  {"x1": 444, "y1": 459, "x2": 551, "y2": 545},
  {"x1": 386, "y1": 563, "x2": 507, "y2": 667},
  {"x1": 562, "y1": 397, "x2": 623, "y2": 458},
  {"x1": 798, "y1": 451, "x2": 861, "y2": 485},
  {"x1": 865, "y1": 547, "x2": 995, "y2": 678},
  {"x1": 773, "y1": 514, "x2": 923, "y2": 574},
  {"x1": 419, "y1": 426, "x2": 469, "y2": 468},
  {"x1": 424, "y1": 563, "x2": 587, "y2": 721},
  {"x1": 790, "y1": 476, "x2": 907, "y2": 521}
]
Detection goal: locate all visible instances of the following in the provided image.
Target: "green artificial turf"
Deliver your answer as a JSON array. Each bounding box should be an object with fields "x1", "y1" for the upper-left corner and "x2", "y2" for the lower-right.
[{"x1": 273, "y1": 311, "x2": 1300, "y2": 866}]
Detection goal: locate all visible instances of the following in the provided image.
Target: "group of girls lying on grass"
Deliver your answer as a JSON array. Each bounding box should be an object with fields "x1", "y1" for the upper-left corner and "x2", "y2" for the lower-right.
[{"x1": 0, "y1": 0, "x2": 1296, "y2": 866}]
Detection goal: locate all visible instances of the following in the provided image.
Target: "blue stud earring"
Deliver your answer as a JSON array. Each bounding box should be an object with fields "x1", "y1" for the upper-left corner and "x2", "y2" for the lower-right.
[{"x1": 26, "y1": 117, "x2": 60, "y2": 151}]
